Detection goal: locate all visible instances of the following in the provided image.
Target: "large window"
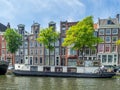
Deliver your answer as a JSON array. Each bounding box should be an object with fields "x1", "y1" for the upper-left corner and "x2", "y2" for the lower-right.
[
  {"x1": 98, "y1": 44, "x2": 104, "y2": 52},
  {"x1": 68, "y1": 48, "x2": 77, "y2": 55},
  {"x1": 35, "y1": 57, "x2": 38, "y2": 64},
  {"x1": 108, "y1": 55, "x2": 112, "y2": 63},
  {"x1": 55, "y1": 40, "x2": 59, "y2": 46},
  {"x1": 30, "y1": 49, "x2": 33, "y2": 55},
  {"x1": 100, "y1": 36, "x2": 104, "y2": 42},
  {"x1": 112, "y1": 36, "x2": 118, "y2": 43},
  {"x1": 105, "y1": 44, "x2": 110, "y2": 52},
  {"x1": 40, "y1": 57, "x2": 42, "y2": 64},
  {"x1": 102, "y1": 55, "x2": 107, "y2": 63},
  {"x1": 111, "y1": 44, "x2": 117, "y2": 52},
  {"x1": 2, "y1": 42, "x2": 5, "y2": 48},
  {"x1": 40, "y1": 49, "x2": 43, "y2": 55},
  {"x1": 25, "y1": 49, "x2": 28, "y2": 55},
  {"x1": 112, "y1": 28, "x2": 118, "y2": 35},
  {"x1": 99, "y1": 29, "x2": 104, "y2": 35},
  {"x1": 105, "y1": 36, "x2": 111, "y2": 43},
  {"x1": 45, "y1": 49, "x2": 49, "y2": 55},
  {"x1": 85, "y1": 48, "x2": 90, "y2": 55},
  {"x1": 114, "y1": 54, "x2": 117, "y2": 63},
  {"x1": 106, "y1": 29, "x2": 111, "y2": 35},
  {"x1": 61, "y1": 27, "x2": 66, "y2": 34},
  {"x1": 55, "y1": 48, "x2": 59, "y2": 55},
  {"x1": 91, "y1": 49, "x2": 96, "y2": 55},
  {"x1": 24, "y1": 42, "x2": 28, "y2": 48},
  {"x1": 68, "y1": 59, "x2": 76, "y2": 66}
]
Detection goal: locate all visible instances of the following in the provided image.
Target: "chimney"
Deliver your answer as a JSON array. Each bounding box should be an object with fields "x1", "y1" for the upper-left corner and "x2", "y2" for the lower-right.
[{"x1": 7, "y1": 22, "x2": 10, "y2": 28}]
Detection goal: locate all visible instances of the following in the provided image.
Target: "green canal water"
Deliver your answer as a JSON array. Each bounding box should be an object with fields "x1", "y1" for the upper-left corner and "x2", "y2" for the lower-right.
[{"x1": 0, "y1": 75, "x2": 120, "y2": 90}]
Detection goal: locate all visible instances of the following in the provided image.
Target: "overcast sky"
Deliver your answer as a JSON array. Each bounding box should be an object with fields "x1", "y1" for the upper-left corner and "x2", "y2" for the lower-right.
[{"x1": 0, "y1": 0, "x2": 120, "y2": 32}]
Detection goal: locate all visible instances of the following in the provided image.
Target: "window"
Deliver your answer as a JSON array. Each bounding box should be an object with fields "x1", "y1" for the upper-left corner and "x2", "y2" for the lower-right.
[
  {"x1": 61, "y1": 38, "x2": 64, "y2": 43},
  {"x1": 61, "y1": 48, "x2": 65, "y2": 55},
  {"x1": 45, "y1": 49, "x2": 49, "y2": 55},
  {"x1": 114, "y1": 54, "x2": 117, "y2": 63},
  {"x1": 108, "y1": 55, "x2": 112, "y2": 63},
  {"x1": 94, "y1": 31, "x2": 97, "y2": 37},
  {"x1": 40, "y1": 57, "x2": 42, "y2": 63},
  {"x1": 68, "y1": 59, "x2": 77, "y2": 66},
  {"x1": 24, "y1": 42, "x2": 28, "y2": 47},
  {"x1": 50, "y1": 50, "x2": 54, "y2": 55},
  {"x1": 68, "y1": 48, "x2": 76, "y2": 55},
  {"x1": 25, "y1": 49, "x2": 28, "y2": 55},
  {"x1": 91, "y1": 49, "x2": 96, "y2": 55},
  {"x1": 2, "y1": 42, "x2": 5, "y2": 48},
  {"x1": 106, "y1": 29, "x2": 111, "y2": 35},
  {"x1": 98, "y1": 55, "x2": 101, "y2": 59},
  {"x1": 30, "y1": 42, "x2": 33, "y2": 47},
  {"x1": 35, "y1": 49, "x2": 37, "y2": 54},
  {"x1": 99, "y1": 29, "x2": 104, "y2": 35},
  {"x1": 20, "y1": 50, "x2": 23, "y2": 55},
  {"x1": 2, "y1": 50, "x2": 5, "y2": 54},
  {"x1": 102, "y1": 55, "x2": 107, "y2": 63},
  {"x1": 35, "y1": 57, "x2": 38, "y2": 64},
  {"x1": 98, "y1": 44, "x2": 104, "y2": 52},
  {"x1": 55, "y1": 40, "x2": 59, "y2": 46},
  {"x1": 85, "y1": 48, "x2": 89, "y2": 55},
  {"x1": 112, "y1": 36, "x2": 118, "y2": 42},
  {"x1": 105, "y1": 44, "x2": 110, "y2": 52},
  {"x1": 55, "y1": 48, "x2": 59, "y2": 55},
  {"x1": 112, "y1": 28, "x2": 118, "y2": 34},
  {"x1": 40, "y1": 49, "x2": 43, "y2": 55},
  {"x1": 61, "y1": 27, "x2": 66, "y2": 34},
  {"x1": 105, "y1": 36, "x2": 111, "y2": 43},
  {"x1": 30, "y1": 50, "x2": 33, "y2": 55},
  {"x1": 100, "y1": 36, "x2": 104, "y2": 42},
  {"x1": 111, "y1": 44, "x2": 117, "y2": 52},
  {"x1": 107, "y1": 20, "x2": 113, "y2": 24},
  {"x1": 39, "y1": 43, "x2": 42, "y2": 47}
]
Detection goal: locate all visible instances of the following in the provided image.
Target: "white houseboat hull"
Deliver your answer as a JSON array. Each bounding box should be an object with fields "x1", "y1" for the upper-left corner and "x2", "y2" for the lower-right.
[{"x1": 13, "y1": 64, "x2": 116, "y2": 78}]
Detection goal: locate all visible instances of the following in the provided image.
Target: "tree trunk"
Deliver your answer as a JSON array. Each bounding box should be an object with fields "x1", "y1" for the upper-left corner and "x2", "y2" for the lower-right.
[
  {"x1": 48, "y1": 43, "x2": 50, "y2": 66},
  {"x1": 82, "y1": 45, "x2": 85, "y2": 66}
]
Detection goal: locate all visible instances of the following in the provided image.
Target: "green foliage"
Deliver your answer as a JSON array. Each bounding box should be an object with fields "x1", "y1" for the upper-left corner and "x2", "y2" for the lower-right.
[
  {"x1": 4, "y1": 28, "x2": 22, "y2": 54},
  {"x1": 37, "y1": 27, "x2": 59, "y2": 50},
  {"x1": 62, "y1": 16, "x2": 102, "y2": 50},
  {"x1": 116, "y1": 40, "x2": 120, "y2": 45},
  {"x1": 37, "y1": 27, "x2": 59, "y2": 65}
]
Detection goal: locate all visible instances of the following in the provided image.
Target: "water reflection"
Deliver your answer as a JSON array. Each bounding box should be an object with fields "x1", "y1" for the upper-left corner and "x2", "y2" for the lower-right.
[{"x1": 0, "y1": 75, "x2": 120, "y2": 90}]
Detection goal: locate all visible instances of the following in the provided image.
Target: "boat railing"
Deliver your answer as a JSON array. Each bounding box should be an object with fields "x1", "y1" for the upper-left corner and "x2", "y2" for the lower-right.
[{"x1": 94, "y1": 67, "x2": 114, "y2": 74}]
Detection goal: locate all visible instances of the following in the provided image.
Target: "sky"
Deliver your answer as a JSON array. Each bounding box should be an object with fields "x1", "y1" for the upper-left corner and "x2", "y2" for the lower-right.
[{"x1": 0, "y1": 0, "x2": 120, "y2": 32}]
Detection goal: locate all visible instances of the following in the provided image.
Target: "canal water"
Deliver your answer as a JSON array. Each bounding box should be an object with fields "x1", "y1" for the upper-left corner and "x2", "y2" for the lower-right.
[{"x1": 0, "y1": 75, "x2": 120, "y2": 90}]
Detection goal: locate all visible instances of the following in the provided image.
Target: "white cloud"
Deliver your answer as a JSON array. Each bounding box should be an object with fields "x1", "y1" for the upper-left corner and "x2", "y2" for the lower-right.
[
  {"x1": 0, "y1": 0, "x2": 85, "y2": 31},
  {"x1": 0, "y1": 0, "x2": 15, "y2": 20}
]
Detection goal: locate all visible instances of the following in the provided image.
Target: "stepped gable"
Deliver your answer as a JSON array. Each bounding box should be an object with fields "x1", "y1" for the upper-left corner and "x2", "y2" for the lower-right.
[{"x1": 0, "y1": 23, "x2": 7, "y2": 32}]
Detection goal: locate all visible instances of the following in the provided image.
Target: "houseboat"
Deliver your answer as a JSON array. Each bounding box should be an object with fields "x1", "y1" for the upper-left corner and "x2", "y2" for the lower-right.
[
  {"x1": 0, "y1": 60, "x2": 9, "y2": 75},
  {"x1": 13, "y1": 61, "x2": 116, "y2": 78}
]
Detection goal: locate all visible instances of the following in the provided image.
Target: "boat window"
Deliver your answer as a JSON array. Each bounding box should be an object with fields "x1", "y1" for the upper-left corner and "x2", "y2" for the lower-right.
[
  {"x1": 93, "y1": 61, "x2": 100, "y2": 66},
  {"x1": 30, "y1": 66, "x2": 38, "y2": 71},
  {"x1": 55, "y1": 67, "x2": 63, "y2": 72},
  {"x1": 67, "y1": 67, "x2": 76, "y2": 73},
  {"x1": 44, "y1": 67, "x2": 51, "y2": 72}
]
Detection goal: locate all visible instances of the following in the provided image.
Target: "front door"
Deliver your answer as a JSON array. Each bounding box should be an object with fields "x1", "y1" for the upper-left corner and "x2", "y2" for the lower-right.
[{"x1": 56, "y1": 57, "x2": 59, "y2": 66}]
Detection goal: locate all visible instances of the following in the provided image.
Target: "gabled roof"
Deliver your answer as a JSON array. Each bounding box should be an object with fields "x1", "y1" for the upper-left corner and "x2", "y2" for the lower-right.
[{"x1": 0, "y1": 23, "x2": 7, "y2": 32}]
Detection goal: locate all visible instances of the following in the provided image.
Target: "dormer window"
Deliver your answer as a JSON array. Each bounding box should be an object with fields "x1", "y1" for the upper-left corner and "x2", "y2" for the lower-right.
[{"x1": 107, "y1": 20, "x2": 114, "y2": 24}]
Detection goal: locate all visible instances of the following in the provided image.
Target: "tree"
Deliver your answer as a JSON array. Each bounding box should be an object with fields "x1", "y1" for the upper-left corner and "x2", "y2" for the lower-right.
[
  {"x1": 62, "y1": 16, "x2": 102, "y2": 61},
  {"x1": 37, "y1": 27, "x2": 59, "y2": 65},
  {"x1": 4, "y1": 28, "x2": 22, "y2": 64}
]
